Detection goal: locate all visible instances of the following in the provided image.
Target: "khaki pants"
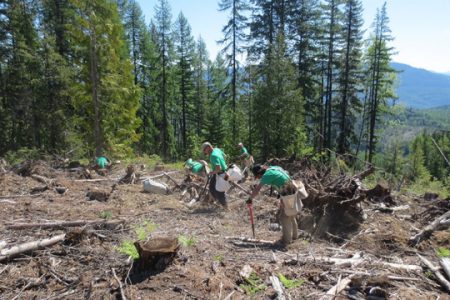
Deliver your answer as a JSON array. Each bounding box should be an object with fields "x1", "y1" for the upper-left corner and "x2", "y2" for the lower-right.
[{"x1": 279, "y1": 209, "x2": 298, "y2": 244}]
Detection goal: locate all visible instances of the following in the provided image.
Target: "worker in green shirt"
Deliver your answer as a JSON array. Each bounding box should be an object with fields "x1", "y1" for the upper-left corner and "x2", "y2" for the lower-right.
[
  {"x1": 237, "y1": 142, "x2": 254, "y2": 177},
  {"x1": 94, "y1": 155, "x2": 111, "y2": 176},
  {"x1": 185, "y1": 158, "x2": 209, "y2": 176},
  {"x1": 202, "y1": 142, "x2": 229, "y2": 209},
  {"x1": 247, "y1": 164, "x2": 307, "y2": 244}
]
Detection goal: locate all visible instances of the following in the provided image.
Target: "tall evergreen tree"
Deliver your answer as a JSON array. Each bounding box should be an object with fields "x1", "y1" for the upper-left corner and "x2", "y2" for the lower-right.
[
  {"x1": 363, "y1": 2, "x2": 396, "y2": 163},
  {"x1": 192, "y1": 37, "x2": 209, "y2": 138},
  {"x1": 321, "y1": 0, "x2": 344, "y2": 152},
  {"x1": 154, "y1": 0, "x2": 176, "y2": 158},
  {"x1": 69, "y1": 0, "x2": 141, "y2": 157},
  {"x1": 173, "y1": 12, "x2": 195, "y2": 154},
  {"x1": 218, "y1": 0, "x2": 248, "y2": 143},
  {"x1": 336, "y1": 0, "x2": 363, "y2": 156}
]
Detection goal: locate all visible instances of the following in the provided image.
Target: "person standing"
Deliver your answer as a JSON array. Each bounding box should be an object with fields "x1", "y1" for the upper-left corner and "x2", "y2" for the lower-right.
[
  {"x1": 237, "y1": 142, "x2": 254, "y2": 177},
  {"x1": 247, "y1": 164, "x2": 307, "y2": 244},
  {"x1": 202, "y1": 142, "x2": 229, "y2": 208}
]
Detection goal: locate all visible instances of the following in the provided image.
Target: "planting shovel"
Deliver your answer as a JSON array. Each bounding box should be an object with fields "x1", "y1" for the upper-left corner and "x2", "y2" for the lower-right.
[{"x1": 247, "y1": 202, "x2": 256, "y2": 238}]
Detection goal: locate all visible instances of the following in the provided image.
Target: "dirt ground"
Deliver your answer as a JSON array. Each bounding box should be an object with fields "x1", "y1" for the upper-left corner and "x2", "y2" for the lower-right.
[{"x1": 0, "y1": 161, "x2": 449, "y2": 299}]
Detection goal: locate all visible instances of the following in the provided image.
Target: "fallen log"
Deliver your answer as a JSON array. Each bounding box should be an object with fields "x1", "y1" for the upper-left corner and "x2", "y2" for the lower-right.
[
  {"x1": 6, "y1": 219, "x2": 124, "y2": 230},
  {"x1": 269, "y1": 275, "x2": 286, "y2": 300},
  {"x1": 225, "y1": 236, "x2": 275, "y2": 244},
  {"x1": 409, "y1": 210, "x2": 450, "y2": 246},
  {"x1": 0, "y1": 234, "x2": 66, "y2": 262},
  {"x1": 320, "y1": 275, "x2": 353, "y2": 300},
  {"x1": 285, "y1": 255, "x2": 422, "y2": 271},
  {"x1": 31, "y1": 174, "x2": 55, "y2": 186},
  {"x1": 440, "y1": 258, "x2": 450, "y2": 281},
  {"x1": 418, "y1": 254, "x2": 450, "y2": 293}
]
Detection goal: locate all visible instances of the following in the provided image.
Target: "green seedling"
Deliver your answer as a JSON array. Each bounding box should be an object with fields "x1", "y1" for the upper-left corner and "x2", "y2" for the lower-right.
[
  {"x1": 239, "y1": 272, "x2": 267, "y2": 296},
  {"x1": 213, "y1": 254, "x2": 224, "y2": 262},
  {"x1": 134, "y1": 220, "x2": 158, "y2": 241},
  {"x1": 116, "y1": 241, "x2": 139, "y2": 260},
  {"x1": 278, "y1": 273, "x2": 304, "y2": 289},
  {"x1": 178, "y1": 234, "x2": 196, "y2": 247},
  {"x1": 99, "y1": 210, "x2": 112, "y2": 219},
  {"x1": 436, "y1": 247, "x2": 450, "y2": 258}
]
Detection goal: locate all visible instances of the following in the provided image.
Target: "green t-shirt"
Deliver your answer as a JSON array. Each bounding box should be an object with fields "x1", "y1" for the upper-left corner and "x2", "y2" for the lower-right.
[
  {"x1": 210, "y1": 148, "x2": 227, "y2": 172},
  {"x1": 241, "y1": 146, "x2": 250, "y2": 158},
  {"x1": 96, "y1": 156, "x2": 108, "y2": 169},
  {"x1": 185, "y1": 159, "x2": 203, "y2": 174},
  {"x1": 260, "y1": 166, "x2": 290, "y2": 189}
]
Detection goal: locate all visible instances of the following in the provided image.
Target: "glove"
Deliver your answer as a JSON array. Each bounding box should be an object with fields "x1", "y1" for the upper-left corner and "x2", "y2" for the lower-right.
[
  {"x1": 224, "y1": 173, "x2": 229, "y2": 181},
  {"x1": 246, "y1": 197, "x2": 252, "y2": 205}
]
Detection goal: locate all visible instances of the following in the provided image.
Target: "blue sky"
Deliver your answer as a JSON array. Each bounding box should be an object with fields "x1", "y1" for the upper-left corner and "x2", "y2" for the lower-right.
[{"x1": 135, "y1": 0, "x2": 450, "y2": 74}]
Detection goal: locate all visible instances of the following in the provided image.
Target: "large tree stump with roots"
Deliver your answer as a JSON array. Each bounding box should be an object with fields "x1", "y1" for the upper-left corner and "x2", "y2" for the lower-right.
[{"x1": 134, "y1": 237, "x2": 179, "y2": 271}]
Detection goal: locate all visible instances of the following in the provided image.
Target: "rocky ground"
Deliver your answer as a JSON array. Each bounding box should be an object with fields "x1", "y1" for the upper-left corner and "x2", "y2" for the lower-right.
[{"x1": 0, "y1": 159, "x2": 449, "y2": 299}]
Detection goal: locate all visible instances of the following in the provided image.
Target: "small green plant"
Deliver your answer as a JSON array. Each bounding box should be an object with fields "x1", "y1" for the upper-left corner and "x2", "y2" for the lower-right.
[
  {"x1": 239, "y1": 272, "x2": 267, "y2": 296},
  {"x1": 116, "y1": 241, "x2": 139, "y2": 260},
  {"x1": 278, "y1": 273, "x2": 304, "y2": 289},
  {"x1": 134, "y1": 220, "x2": 158, "y2": 241},
  {"x1": 99, "y1": 210, "x2": 112, "y2": 219},
  {"x1": 436, "y1": 247, "x2": 450, "y2": 258},
  {"x1": 424, "y1": 270, "x2": 434, "y2": 278},
  {"x1": 213, "y1": 254, "x2": 224, "y2": 262},
  {"x1": 178, "y1": 234, "x2": 196, "y2": 247}
]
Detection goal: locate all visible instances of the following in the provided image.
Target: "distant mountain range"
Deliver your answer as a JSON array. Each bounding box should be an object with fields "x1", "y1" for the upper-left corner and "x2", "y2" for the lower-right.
[{"x1": 391, "y1": 62, "x2": 450, "y2": 109}]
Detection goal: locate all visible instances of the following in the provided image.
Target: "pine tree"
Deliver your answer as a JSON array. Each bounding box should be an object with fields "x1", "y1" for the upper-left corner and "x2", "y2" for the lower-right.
[
  {"x1": 335, "y1": 0, "x2": 363, "y2": 156},
  {"x1": 69, "y1": 0, "x2": 141, "y2": 157},
  {"x1": 174, "y1": 12, "x2": 195, "y2": 154},
  {"x1": 218, "y1": 0, "x2": 249, "y2": 143},
  {"x1": 363, "y1": 2, "x2": 397, "y2": 163},
  {"x1": 288, "y1": 0, "x2": 322, "y2": 150},
  {"x1": 154, "y1": 0, "x2": 176, "y2": 158},
  {"x1": 321, "y1": 0, "x2": 344, "y2": 152},
  {"x1": 192, "y1": 37, "x2": 209, "y2": 138}
]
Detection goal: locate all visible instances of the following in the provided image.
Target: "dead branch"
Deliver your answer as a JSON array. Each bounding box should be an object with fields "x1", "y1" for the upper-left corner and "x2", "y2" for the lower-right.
[
  {"x1": 320, "y1": 275, "x2": 353, "y2": 300},
  {"x1": 31, "y1": 174, "x2": 55, "y2": 186},
  {"x1": 409, "y1": 210, "x2": 450, "y2": 246},
  {"x1": 6, "y1": 219, "x2": 124, "y2": 230},
  {"x1": 112, "y1": 268, "x2": 127, "y2": 300},
  {"x1": 269, "y1": 275, "x2": 286, "y2": 300},
  {"x1": 418, "y1": 254, "x2": 450, "y2": 292},
  {"x1": 0, "y1": 234, "x2": 66, "y2": 261},
  {"x1": 225, "y1": 236, "x2": 275, "y2": 244},
  {"x1": 229, "y1": 181, "x2": 252, "y2": 195},
  {"x1": 440, "y1": 258, "x2": 450, "y2": 281}
]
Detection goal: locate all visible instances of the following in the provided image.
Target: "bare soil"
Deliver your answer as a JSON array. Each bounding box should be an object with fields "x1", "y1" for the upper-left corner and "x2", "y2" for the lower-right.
[{"x1": 0, "y1": 161, "x2": 449, "y2": 299}]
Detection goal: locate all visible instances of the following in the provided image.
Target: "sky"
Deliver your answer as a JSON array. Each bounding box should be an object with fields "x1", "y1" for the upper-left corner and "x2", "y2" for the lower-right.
[{"x1": 135, "y1": 0, "x2": 450, "y2": 74}]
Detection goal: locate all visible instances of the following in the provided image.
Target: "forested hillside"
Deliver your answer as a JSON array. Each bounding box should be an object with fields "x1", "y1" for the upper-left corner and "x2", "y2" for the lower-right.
[
  {"x1": 0, "y1": 0, "x2": 397, "y2": 164},
  {"x1": 392, "y1": 62, "x2": 450, "y2": 108}
]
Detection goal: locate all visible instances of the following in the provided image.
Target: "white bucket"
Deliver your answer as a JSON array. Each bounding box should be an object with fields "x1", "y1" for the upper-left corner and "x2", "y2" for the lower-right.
[
  {"x1": 143, "y1": 179, "x2": 169, "y2": 195},
  {"x1": 215, "y1": 174, "x2": 231, "y2": 192},
  {"x1": 227, "y1": 165, "x2": 243, "y2": 182}
]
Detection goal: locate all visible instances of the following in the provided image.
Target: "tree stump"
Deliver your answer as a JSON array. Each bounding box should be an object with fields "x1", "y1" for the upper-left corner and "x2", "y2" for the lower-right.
[{"x1": 134, "y1": 237, "x2": 179, "y2": 271}]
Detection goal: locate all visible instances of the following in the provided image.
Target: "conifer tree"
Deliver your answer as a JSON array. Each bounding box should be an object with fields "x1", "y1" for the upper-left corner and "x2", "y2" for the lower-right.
[
  {"x1": 336, "y1": 0, "x2": 364, "y2": 156},
  {"x1": 174, "y1": 12, "x2": 195, "y2": 154},
  {"x1": 218, "y1": 0, "x2": 248, "y2": 143},
  {"x1": 69, "y1": 0, "x2": 141, "y2": 157}
]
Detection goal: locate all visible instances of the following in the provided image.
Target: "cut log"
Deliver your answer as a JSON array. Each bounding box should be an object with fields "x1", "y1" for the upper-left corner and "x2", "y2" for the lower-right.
[
  {"x1": 418, "y1": 254, "x2": 450, "y2": 293},
  {"x1": 409, "y1": 210, "x2": 450, "y2": 246},
  {"x1": 320, "y1": 275, "x2": 353, "y2": 300},
  {"x1": 6, "y1": 219, "x2": 124, "y2": 230},
  {"x1": 0, "y1": 234, "x2": 66, "y2": 261}
]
